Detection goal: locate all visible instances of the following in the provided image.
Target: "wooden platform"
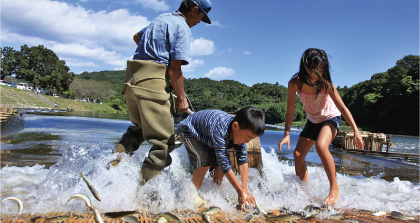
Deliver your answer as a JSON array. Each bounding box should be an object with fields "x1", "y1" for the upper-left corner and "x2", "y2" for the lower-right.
[
  {"x1": 0, "y1": 105, "x2": 19, "y2": 124},
  {"x1": 1, "y1": 209, "x2": 418, "y2": 223},
  {"x1": 333, "y1": 130, "x2": 419, "y2": 164}
]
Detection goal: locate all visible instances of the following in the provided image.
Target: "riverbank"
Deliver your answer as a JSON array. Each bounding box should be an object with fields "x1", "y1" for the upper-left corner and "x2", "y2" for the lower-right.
[{"x1": 0, "y1": 85, "x2": 118, "y2": 113}]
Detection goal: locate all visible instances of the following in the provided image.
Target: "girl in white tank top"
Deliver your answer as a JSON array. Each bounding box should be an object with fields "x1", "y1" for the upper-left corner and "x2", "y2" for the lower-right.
[{"x1": 278, "y1": 48, "x2": 364, "y2": 206}]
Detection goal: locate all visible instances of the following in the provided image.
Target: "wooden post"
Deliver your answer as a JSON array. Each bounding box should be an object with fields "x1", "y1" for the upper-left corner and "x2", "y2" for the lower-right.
[
  {"x1": 386, "y1": 134, "x2": 392, "y2": 153},
  {"x1": 228, "y1": 136, "x2": 263, "y2": 175}
]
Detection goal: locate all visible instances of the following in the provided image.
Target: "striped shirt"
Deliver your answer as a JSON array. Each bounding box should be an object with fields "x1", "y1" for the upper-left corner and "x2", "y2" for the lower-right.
[
  {"x1": 133, "y1": 11, "x2": 192, "y2": 66},
  {"x1": 176, "y1": 110, "x2": 248, "y2": 174}
]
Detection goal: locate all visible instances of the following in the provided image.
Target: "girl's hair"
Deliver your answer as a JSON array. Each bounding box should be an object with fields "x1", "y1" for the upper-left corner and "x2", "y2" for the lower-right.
[{"x1": 291, "y1": 48, "x2": 334, "y2": 95}]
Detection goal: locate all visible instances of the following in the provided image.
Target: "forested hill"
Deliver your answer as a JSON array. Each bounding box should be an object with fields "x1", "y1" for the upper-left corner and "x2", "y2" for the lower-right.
[{"x1": 67, "y1": 55, "x2": 420, "y2": 136}]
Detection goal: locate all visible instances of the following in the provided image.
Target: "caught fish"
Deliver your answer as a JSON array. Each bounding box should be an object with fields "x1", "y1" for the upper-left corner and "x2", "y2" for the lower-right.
[
  {"x1": 66, "y1": 193, "x2": 92, "y2": 213},
  {"x1": 155, "y1": 212, "x2": 181, "y2": 223},
  {"x1": 156, "y1": 216, "x2": 168, "y2": 223},
  {"x1": 254, "y1": 199, "x2": 267, "y2": 215},
  {"x1": 303, "y1": 205, "x2": 321, "y2": 218},
  {"x1": 343, "y1": 220, "x2": 359, "y2": 223},
  {"x1": 91, "y1": 206, "x2": 104, "y2": 223},
  {"x1": 79, "y1": 172, "x2": 101, "y2": 201},
  {"x1": 124, "y1": 216, "x2": 140, "y2": 223},
  {"x1": 2, "y1": 196, "x2": 23, "y2": 215},
  {"x1": 46, "y1": 215, "x2": 71, "y2": 222},
  {"x1": 104, "y1": 210, "x2": 139, "y2": 218},
  {"x1": 201, "y1": 206, "x2": 221, "y2": 215},
  {"x1": 265, "y1": 213, "x2": 303, "y2": 222},
  {"x1": 245, "y1": 214, "x2": 254, "y2": 222},
  {"x1": 390, "y1": 211, "x2": 415, "y2": 220},
  {"x1": 372, "y1": 211, "x2": 386, "y2": 216},
  {"x1": 201, "y1": 213, "x2": 211, "y2": 223}
]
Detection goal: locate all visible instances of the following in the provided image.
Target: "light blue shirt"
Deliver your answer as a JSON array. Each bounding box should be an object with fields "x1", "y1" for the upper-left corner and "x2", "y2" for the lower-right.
[
  {"x1": 176, "y1": 110, "x2": 248, "y2": 174},
  {"x1": 133, "y1": 11, "x2": 192, "y2": 66}
]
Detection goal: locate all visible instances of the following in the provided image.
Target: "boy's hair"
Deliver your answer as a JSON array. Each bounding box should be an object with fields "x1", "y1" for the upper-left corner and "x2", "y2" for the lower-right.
[
  {"x1": 291, "y1": 48, "x2": 334, "y2": 96},
  {"x1": 233, "y1": 106, "x2": 265, "y2": 136}
]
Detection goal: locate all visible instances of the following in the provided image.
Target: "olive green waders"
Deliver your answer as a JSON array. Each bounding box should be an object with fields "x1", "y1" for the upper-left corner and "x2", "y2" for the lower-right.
[{"x1": 115, "y1": 60, "x2": 175, "y2": 184}]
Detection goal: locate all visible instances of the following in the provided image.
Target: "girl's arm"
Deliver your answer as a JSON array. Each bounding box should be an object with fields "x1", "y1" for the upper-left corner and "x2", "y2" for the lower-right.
[
  {"x1": 278, "y1": 81, "x2": 298, "y2": 151},
  {"x1": 328, "y1": 84, "x2": 364, "y2": 150}
]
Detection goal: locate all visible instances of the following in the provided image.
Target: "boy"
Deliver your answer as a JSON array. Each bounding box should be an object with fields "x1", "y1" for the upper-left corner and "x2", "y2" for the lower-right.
[{"x1": 176, "y1": 106, "x2": 265, "y2": 210}]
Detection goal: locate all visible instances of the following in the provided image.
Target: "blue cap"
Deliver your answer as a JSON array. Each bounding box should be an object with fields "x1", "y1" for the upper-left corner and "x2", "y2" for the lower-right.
[{"x1": 192, "y1": 0, "x2": 212, "y2": 24}]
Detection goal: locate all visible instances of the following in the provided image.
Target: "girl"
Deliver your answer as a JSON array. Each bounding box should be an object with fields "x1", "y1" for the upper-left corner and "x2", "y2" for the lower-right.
[{"x1": 278, "y1": 48, "x2": 363, "y2": 205}]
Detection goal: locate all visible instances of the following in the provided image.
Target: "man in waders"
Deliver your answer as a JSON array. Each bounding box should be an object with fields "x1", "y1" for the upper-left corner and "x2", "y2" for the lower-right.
[{"x1": 114, "y1": 0, "x2": 212, "y2": 184}]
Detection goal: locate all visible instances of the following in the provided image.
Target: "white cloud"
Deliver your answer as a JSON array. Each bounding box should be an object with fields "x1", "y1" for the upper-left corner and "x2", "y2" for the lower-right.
[
  {"x1": 183, "y1": 59, "x2": 205, "y2": 73},
  {"x1": 133, "y1": 0, "x2": 170, "y2": 11},
  {"x1": 190, "y1": 37, "x2": 215, "y2": 56},
  {"x1": 244, "y1": 51, "x2": 252, "y2": 55},
  {"x1": 204, "y1": 66, "x2": 235, "y2": 79},
  {"x1": 1, "y1": 0, "x2": 150, "y2": 73}
]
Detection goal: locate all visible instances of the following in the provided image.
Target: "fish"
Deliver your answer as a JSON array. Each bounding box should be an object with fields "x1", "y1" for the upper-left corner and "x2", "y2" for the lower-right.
[
  {"x1": 123, "y1": 216, "x2": 140, "y2": 223},
  {"x1": 45, "y1": 215, "x2": 71, "y2": 222},
  {"x1": 245, "y1": 214, "x2": 254, "y2": 222},
  {"x1": 201, "y1": 214, "x2": 212, "y2": 223},
  {"x1": 66, "y1": 193, "x2": 92, "y2": 213},
  {"x1": 156, "y1": 216, "x2": 168, "y2": 223},
  {"x1": 343, "y1": 220, "x2": 359, "y2": 223},
  {"x1": 390, "y1": 211, "x2": 415, "y2": 220},
  {"x1": 91, "y1": 206, "x2": 104, "y2": 223},
  {"x1": 79, "y1": 172, "x2": 101, "y2": 201},
  {"x1": 329, "y1": 214, "x2": 344, "y2": 220},
  {"x1": 303, "y1": 205, "x2": 322, "y2": 218},
  {"x1": 2, "y1": 196, "x2": 23, "y2": 215},
  {"x1": 155, "y1": 212, "x2": 181, "y2": 223},
  {"x1": 104, "y1": 210, "x2": 139, "y2": 218},
  {"x1": 201, "y1": 206, "x2": 221, "y2": 215},
  {"x1": 254, "y1": 199, "x2": 267, "y2": 215},
  {"x1": 372, "y1": 211, "x2": 386, "y2": 216},
  {"x1": 265, "y1": 213, "x2": 303, "y2": 222}
]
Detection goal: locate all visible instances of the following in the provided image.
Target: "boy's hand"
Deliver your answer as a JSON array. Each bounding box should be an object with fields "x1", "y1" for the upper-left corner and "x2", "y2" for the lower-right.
[
  {"x1": 278, "y1": 135, "x2": 291, "y2": 151},
  {"x1": 238, "y1": 189, "x2": 255, "y2": 212}
]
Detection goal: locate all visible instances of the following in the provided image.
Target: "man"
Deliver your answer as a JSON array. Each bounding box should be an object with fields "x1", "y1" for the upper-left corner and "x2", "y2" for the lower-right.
[{"x1": 114, "y1": 0, "x2": 212, "y2": 184}]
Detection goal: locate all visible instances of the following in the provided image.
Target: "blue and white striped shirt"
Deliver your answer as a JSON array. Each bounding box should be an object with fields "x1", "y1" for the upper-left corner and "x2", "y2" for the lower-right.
[
  {"x1": 176, "y1": 110, "x2": 248, "y2": 174},
  {"x1": 133, "y1": 11, "x2": 192, "y2": 66}
]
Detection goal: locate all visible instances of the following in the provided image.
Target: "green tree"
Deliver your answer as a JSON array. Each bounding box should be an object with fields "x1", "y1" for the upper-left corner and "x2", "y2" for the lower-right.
[
  {"x1": 1, "y1": 47, "x2": 21, "y2": 79},
  {"x1": 15, "y1": 45, "x2": 74, "y2": 93}
]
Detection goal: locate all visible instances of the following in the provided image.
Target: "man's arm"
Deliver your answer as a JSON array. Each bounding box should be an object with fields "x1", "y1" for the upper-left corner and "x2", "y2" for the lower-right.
[
  {"x1": 133, "y1": 33, "x2": 140, "y2": 45},
  {"x1": 168, "y1": 60, "x2": 188, "y2": 113}
]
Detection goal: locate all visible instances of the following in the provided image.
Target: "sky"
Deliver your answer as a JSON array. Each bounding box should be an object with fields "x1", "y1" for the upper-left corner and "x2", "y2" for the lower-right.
[{"x1": 1, "y1": 0, "x2": 419, "y2": 87}]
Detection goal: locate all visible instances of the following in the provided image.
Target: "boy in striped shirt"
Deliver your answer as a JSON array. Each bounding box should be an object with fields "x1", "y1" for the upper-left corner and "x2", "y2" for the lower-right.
[{"x1": 176, "y1": 106, "x2": 265, "y2": 210}]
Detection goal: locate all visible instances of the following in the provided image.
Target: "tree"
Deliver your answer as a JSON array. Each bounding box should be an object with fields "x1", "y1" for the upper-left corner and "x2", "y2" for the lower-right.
[
  {"x1": 14, "y1": 45, "x2": 75, "y2": 93},
  {"x1": 1, "y1": 47, "x2": 21, "y2": 79}
]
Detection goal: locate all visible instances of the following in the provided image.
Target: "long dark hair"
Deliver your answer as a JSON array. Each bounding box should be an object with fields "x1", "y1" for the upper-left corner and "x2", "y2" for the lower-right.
[{"x1": 291, "y1": 48, "x2": 334, "y2": 96}]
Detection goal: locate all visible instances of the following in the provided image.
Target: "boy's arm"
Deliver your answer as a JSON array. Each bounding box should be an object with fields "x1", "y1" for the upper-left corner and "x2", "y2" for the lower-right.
[{"x1": 224, "y1": 169, "x2": 250, "y2": 211}]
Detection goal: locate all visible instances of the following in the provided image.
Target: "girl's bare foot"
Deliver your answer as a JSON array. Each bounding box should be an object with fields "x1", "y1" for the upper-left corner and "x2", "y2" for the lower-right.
[{"x1": 323, "y1": 188, "x2": 340, "y2": 205}]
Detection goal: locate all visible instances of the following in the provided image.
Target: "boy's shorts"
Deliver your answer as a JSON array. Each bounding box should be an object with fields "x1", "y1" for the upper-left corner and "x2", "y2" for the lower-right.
[
  {"x1": 299, "y1": 116, "x2": 342, "y2": 141},
  {"x1": 180, "y1": 134, "x2": 218, "y2": 169}
]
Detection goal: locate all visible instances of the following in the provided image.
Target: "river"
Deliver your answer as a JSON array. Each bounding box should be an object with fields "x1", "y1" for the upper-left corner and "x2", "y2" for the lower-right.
[{"x1": 1, "y1": 111, "x2": 419, "y2": 216}]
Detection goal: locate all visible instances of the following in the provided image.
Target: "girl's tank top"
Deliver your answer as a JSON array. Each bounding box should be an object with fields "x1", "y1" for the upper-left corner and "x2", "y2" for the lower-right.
[{"x1": 297, "y1": 91, "x2": 341, "y2": 124}]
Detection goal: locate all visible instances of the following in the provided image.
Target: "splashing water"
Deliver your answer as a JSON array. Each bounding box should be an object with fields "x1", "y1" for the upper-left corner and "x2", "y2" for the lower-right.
[{"x1": 1, "y1": 144, "x2": 419, "y2": 216}]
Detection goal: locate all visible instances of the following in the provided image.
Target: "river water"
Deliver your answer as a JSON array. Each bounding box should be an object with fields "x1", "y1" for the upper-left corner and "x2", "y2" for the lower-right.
[{"x1": 1, "y1": 111, "x2": 419, "y2": 216}]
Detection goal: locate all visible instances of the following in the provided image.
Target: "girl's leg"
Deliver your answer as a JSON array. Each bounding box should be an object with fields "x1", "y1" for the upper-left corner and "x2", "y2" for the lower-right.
[
  {"x1": 212, "y1": 166, "x2": 224, "y2": 185},
  {"x1": 294, "y1": 137, "x2": 316, "y2": 182},
  {"x1": 315, "y1": 123, "x2": 339, "y2": 205},
  {"x1": 192, "y1": 166, "x2": 210, "y2": 190}
]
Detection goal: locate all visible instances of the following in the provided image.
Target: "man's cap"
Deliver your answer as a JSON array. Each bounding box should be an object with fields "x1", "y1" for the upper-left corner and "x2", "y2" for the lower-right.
[{"x1": 192, "y1": 0, "x2": 212, "y2": 24}]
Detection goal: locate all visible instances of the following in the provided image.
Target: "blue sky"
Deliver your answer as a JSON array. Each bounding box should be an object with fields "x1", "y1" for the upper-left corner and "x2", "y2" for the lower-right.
[{"x1": 1, "y1": 0, "x2": 419, "y2": 87}]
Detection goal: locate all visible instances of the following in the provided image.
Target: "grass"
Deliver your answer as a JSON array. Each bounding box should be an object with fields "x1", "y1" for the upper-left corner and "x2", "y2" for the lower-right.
[{"x1": 0, "y1": 85, "x2": 118, "y2": 113}]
